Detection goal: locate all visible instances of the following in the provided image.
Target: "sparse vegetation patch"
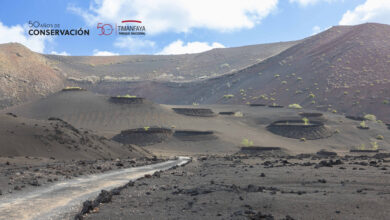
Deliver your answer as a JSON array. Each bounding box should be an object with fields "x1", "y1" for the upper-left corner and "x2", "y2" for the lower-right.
[
  {"x1": 357, "y1": 121, "x2": 369, "y2": 129},
  {"x1": 241, "y1": 138, "x2": 254, "y2": 147},
  {"x1": 288, "y1": 104, "x2": 302, "y2": 109},
  {"x1": 364, "y1": 114, "x2": 376, "y2": 121},
  {"x1": 109, "y1": 95, "x2": 145, "y2": 104},
  {"x1": 351, "y1": 142, "x2": 379, "y2": 152},
  {"x1": 223, "y1": 94, "x2": 234, "y2": 99}
]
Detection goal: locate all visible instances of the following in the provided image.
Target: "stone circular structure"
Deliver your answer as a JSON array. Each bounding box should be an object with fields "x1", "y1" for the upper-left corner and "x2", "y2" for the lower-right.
[
  {"x1": 172, "y1": 108, "x2": 215, "y2": 117},
  {"x1": 266, "y1": 120, "x2": 332, "y2": 140},
  {"x1": 299, "y1": 112, "x2": 326, "y2": 122},
  {"x1": 109, "y1": 97, "x2": 145, "y2": 104},
  {"x1": 268, "y1": 105, "x2": 284, "y2": 108},
  {"x1": 112, "y1": 127, "x2": 173, "y2": 146},
  {"x1": 346, "y1": 115, "x2": 365, "y2": 121},
  {"x1": 249, "y1": 103, "x2": 266, "y2": 107},
  {"x1": 299, "y1": 112, "x2": 323, "y2": 118},
  {"x1": 219, "y1": 111, "x2": 235, "y2": 115}
]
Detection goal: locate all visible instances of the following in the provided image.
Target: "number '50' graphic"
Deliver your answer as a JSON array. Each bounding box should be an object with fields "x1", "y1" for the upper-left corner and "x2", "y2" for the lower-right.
[{"x1": 97, "y1": 23, "x2": 113, "y2": 35}]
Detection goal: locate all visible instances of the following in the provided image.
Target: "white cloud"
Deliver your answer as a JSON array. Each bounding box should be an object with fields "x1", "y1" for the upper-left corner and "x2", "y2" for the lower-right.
[
  {"x1": 114, "y1": 37, "x2": 155, "y2": 53},
  {"x1": 92, "y1": 49, "x2": 119, "y2": 56},
  {"x1": 50, "y1": 51, "x2": 70, "y2": 56},
  {"x1": 68, "y1": 0, "x2": 278, "y2": 34},
  {"x1": 311, "y1": 25, "x2": 330, "y2": 35},
  {"x1": 339, "y1": 0, "x2": 390, "y2": 25},
  {"x1": 289, "y1": 0, "x2": 336, "y2": 6},
  {"x1": 157, "y1": 40, "x2": 225, "y2": 55},
  {"x1": 0, "y1": 21, "x2": 51, "y2": 53},
  {"x1": 312, "y1": 25, "x2": 322, "y2": 35}
]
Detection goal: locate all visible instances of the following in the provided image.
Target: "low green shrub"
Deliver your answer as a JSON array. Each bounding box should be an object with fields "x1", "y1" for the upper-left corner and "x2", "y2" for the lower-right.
[
  {"x1": 302, "y1": 117, "x2": 309, "y2": 125},
  {"x1": 364, "y1": 114, "x2": 376, "y2": 121},
  {"x1": 376, "y1": 135, "x2": 384, "y2": 140},
  {"x1": 223, "y1": 94, "x2": 234, "y2": 99},
  {"x1": 288, "y1": 104, "x2": 302, "y2": 109},
  {"x1": 241, "y1": 138, "x2": 254, "y2": 147}
]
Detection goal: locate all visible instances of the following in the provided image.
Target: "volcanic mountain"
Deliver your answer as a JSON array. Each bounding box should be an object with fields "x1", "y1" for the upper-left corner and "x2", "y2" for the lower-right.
[
  {"x1": 0, "y1": 40, "x2": 297, "y2": 110},
  {"x1": 83, "y1": 23, "x2": 390, "y2": 122},
  {"x1": 1, "y1": 23, "x2": 389, "y2": 122}
]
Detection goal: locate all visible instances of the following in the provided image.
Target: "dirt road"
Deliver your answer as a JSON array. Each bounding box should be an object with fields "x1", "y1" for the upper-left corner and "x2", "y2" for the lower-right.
[{"x1": 0, "y1": 157, "x2": 190, "y2": 220}]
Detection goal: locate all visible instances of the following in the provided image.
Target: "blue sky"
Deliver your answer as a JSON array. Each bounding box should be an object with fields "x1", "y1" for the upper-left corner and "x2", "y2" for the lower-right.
[{"x1": 0, "y1": 0, "x2": 388, "y2": 56}]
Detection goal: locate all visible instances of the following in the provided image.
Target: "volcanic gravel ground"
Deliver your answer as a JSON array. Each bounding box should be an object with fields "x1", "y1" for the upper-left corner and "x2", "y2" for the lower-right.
[
  {"x1": 83, "y1": 153, "x2": 390, "y2": 220},
  {"x1": 0, "y1": 156, "x2": 161, "y2": 196}
]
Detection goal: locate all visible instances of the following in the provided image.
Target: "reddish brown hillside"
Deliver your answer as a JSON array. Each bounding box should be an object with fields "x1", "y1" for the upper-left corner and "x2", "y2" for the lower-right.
[
  {"x1": 0, "y1": 41, "x2": 298, "y2": 109},
  {"x1": 0, "y1": 43, "x2": 64, "y2": 108},
  {"x1": 46, "y1": 40, "x2": 298, "y2": 82},
  {"x1": 219, "y1": 23, "x2": 390, "y2": 121}
]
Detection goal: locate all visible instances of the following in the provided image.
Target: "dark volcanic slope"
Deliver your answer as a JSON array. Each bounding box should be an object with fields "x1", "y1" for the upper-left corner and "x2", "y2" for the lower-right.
[
  {"x1": 93, "y1": 23, "x2": 389, "y2": 122},
  {"x1": 5, "y1": 90, "x2": 186, "y2": 137},
  {"x1": 7, "y1": 92, "x2": 390, "y2": 156},
  {"x1": 46, "y1": 41, "x2": 298, "y2": 82},
  {"x1": 0, "y1": 114, "x2": 150, "y2": 160}
]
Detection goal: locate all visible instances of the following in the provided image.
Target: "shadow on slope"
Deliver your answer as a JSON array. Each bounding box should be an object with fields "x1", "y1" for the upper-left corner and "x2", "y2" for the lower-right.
[{"x1": 0, "y1": 114, "x2": 151, "y2": 160}]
